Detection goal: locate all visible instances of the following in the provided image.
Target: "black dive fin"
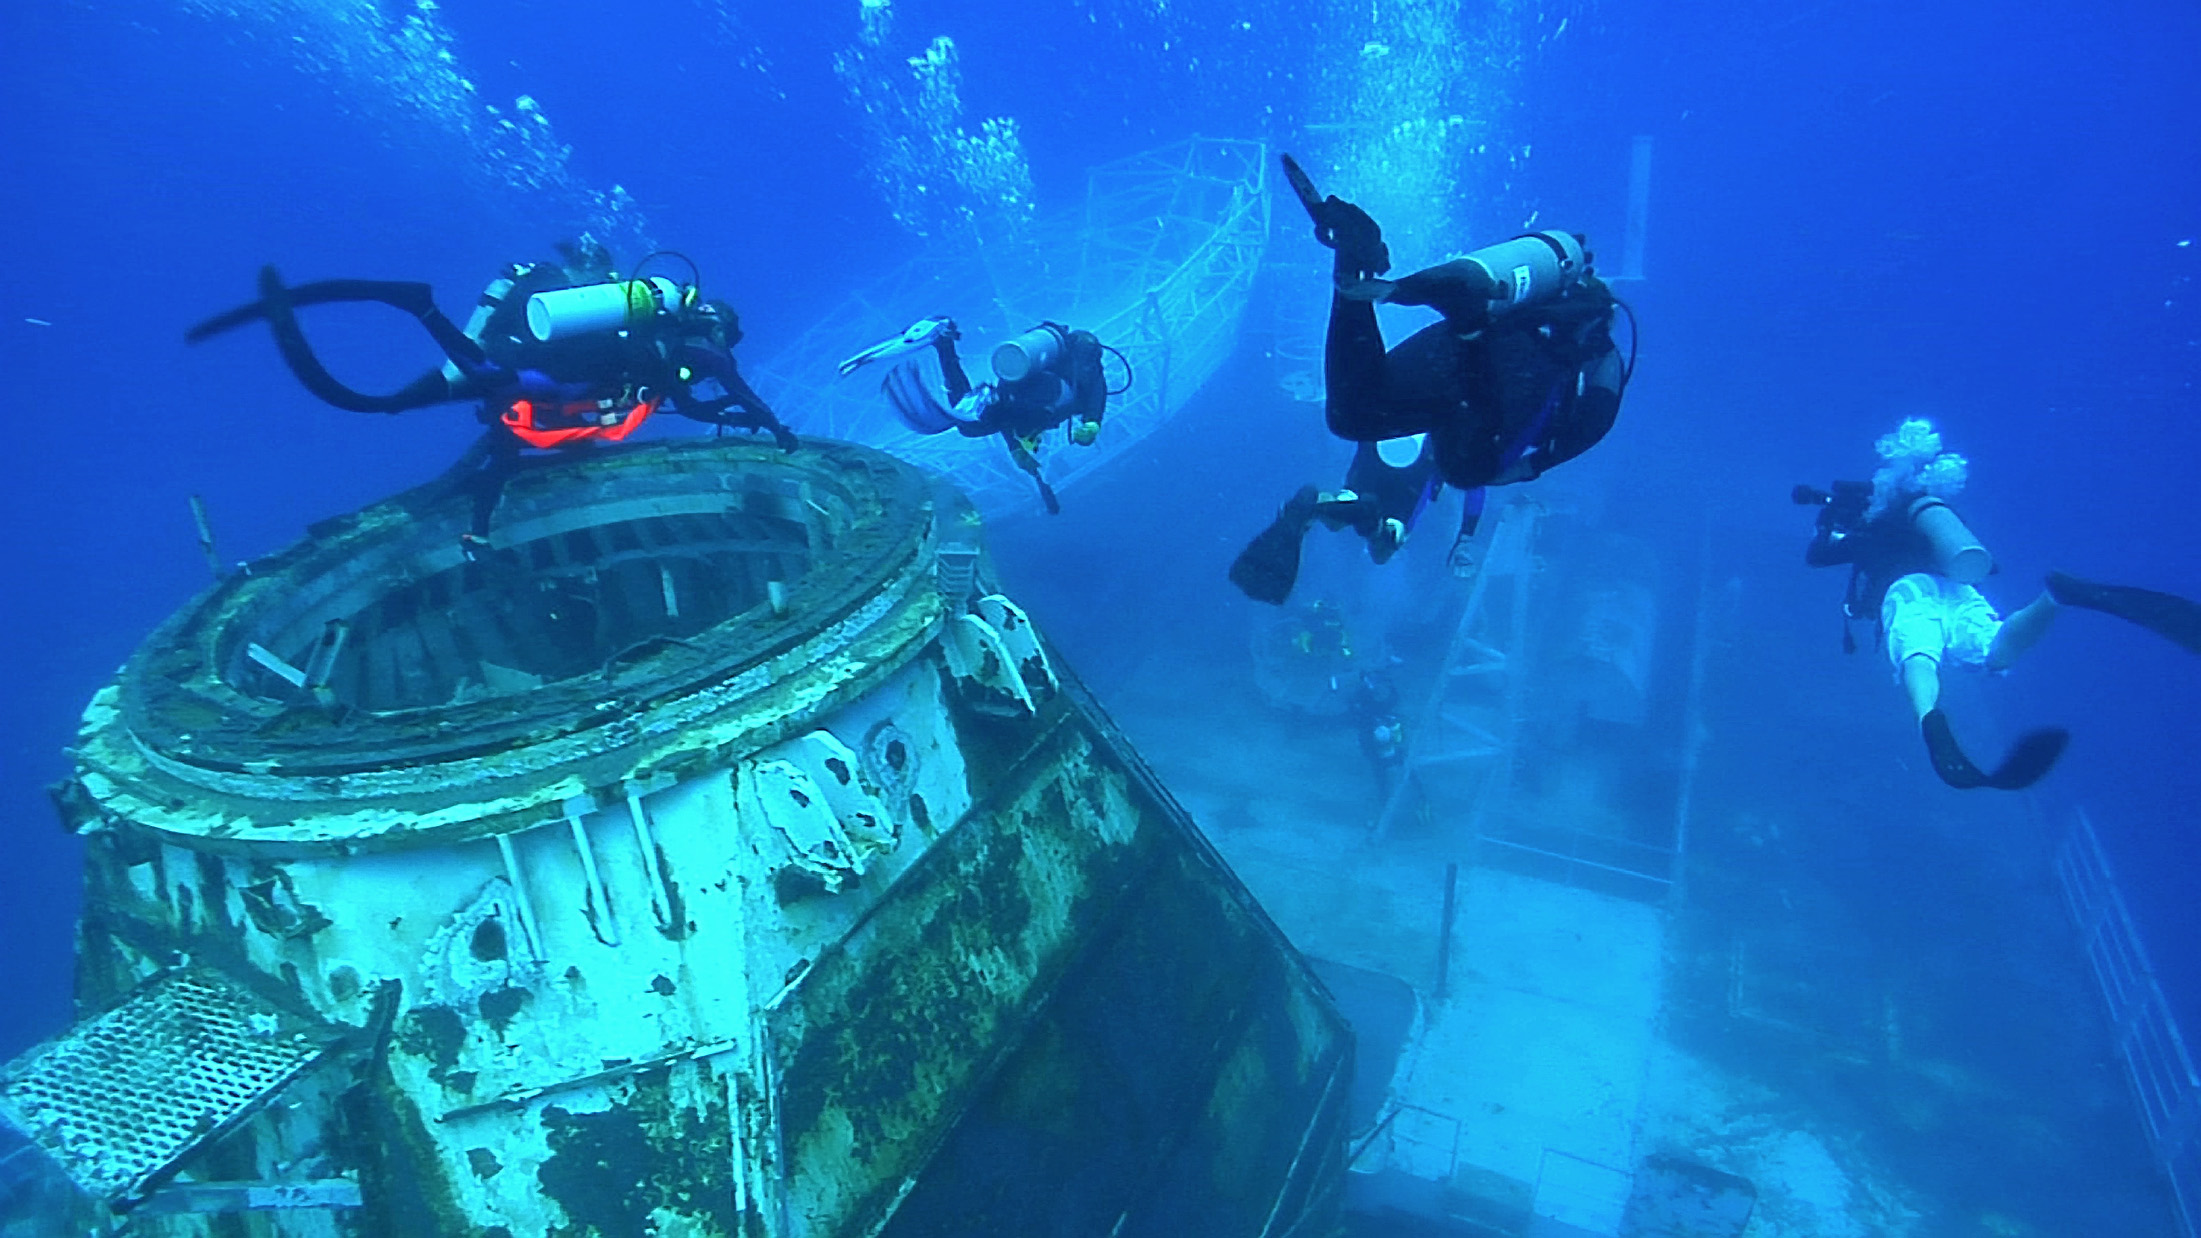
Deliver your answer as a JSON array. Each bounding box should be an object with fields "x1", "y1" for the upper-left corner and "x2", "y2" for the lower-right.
[
  {"x1": 1919, "y1": 709, "x2": 1987, "y2": 789},
  {"x1": 188, "y1": 274, "x2": 447, "y2": 341},
  {"x1": 1280, "y1": 153, "x2": 1324, "y2": 221},
  {"x1": 254, "y1": 267, "x2": 421, "y2": 414},
  {"x1": 1920, "y1": 709, "x2": 2067, "y2": 791},
  {"x1": 2048, "y1": 571, "x2": 2201, "y2": 657},
  {"x1": 1229, "y1": 487, "x2": 1318, "y2": 606},
  {"x1": 1279, "y1": 152, "x2": 1389, "y2": 278},
  {"x1": 184, "y1": 296, "x2": 278, "y2": 344},
  {"x1": 187, "y1": 269, "x2": 487, "y2": 414},
  {"x1": 1983, "y1": 727, "x2": 2070, "y2": 791}
]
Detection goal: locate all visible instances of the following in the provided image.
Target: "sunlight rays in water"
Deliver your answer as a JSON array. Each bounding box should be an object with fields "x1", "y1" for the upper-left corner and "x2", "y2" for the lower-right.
[{"x1": 168, "y1": 0, "x2": 651, "y2": 253}]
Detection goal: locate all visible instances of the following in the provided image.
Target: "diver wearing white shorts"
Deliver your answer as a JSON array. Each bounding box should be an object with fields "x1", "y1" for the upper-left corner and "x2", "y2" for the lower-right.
[
  {"x1": 1801, "y1": 419, "x2": 2066, "y2": 790},
  {"x1": 1802, "y1": 418, "x2": 2201, "y2": 791},
  {"x1": 1881, "y1": 573, "x2": 2009, "y2": 678}
]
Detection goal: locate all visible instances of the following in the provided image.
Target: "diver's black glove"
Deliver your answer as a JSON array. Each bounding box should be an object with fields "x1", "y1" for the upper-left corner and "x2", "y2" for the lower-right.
[
  {"x1": 697, "y1": 400, "x2": 800, "y2": 452},
  {"x1": 745, "y1": 411, "x2": 800, "y2": 453},
  {"x1": 770, "y1": 422, "x2": 800, "y2": 453},
  {"x1": 745, "y1": 400, "x2": 800, "y2": 452}
]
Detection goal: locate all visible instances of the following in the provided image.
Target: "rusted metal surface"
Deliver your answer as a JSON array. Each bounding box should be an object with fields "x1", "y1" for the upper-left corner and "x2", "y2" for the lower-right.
[
  {"x1": 35, "y1": 439, "x2": 1348, "y2": 1236},
  {"x1": 68, "y1": 440, "x2": 939, "y2": 856}
]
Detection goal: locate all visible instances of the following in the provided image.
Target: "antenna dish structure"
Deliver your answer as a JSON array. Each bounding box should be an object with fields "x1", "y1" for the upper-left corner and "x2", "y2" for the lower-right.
[{"x1": 757, "y1": 138, "x2": 1272, "y2": 518}]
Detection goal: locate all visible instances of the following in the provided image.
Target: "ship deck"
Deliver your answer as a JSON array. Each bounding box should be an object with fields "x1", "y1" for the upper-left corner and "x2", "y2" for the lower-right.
[{"x1": 1094, "y1": 577, "x2": 2173, "y2": 1238}]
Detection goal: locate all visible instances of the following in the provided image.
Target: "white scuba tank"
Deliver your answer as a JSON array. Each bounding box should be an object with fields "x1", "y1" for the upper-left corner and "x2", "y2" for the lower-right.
[
  {"x1": 526, "y1": 276, "x2": 688, "y2": 343},
  {"x1": 991, "y1": 324, "x2": 1069, "y2": 383},
  {"x1": 1908, "y1": 494, "x2": 1991, "y2": 584}
]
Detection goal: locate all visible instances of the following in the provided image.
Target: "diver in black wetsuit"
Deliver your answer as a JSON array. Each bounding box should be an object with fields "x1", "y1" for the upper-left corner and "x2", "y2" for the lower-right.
[
  {"x1": 1320, "y1": 438, "x2": 1445, "y2": 565},
  {"x1": 839, "y1": 317, "x2": 1116, "y2": 514},
  {"x1": 1352, "y1": 670, "x2": 1408, "y2": 801},
  {"x1": 187, "y1": 241, "x2": 796, "y2": 543},
  {"x1": 1230, "y1": 153, "x2": 1632, "y2": 605},
  {"x1": 1230, "y1": 435, "x2": 1447, "y2": 605}
]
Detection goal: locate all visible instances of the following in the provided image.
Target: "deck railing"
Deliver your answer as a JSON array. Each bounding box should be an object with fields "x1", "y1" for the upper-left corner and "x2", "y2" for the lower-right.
[{"x1": 2054, "y1": 809, "x2": 2201, "y2": 1236}]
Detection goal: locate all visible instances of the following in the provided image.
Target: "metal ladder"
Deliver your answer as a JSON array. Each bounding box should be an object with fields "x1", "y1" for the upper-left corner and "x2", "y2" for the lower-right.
[{"x1": 1373, "y1": 500, "x2": 1542, "y2": 841}]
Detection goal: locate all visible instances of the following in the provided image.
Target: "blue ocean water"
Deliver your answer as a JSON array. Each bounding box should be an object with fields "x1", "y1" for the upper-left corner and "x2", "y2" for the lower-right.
[{"x1": 3, "y1": 0, "x2": 2198, "y2": 1230}]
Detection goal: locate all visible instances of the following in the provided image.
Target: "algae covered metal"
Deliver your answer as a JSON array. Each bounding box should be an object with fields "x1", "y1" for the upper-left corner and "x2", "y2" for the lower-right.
[{"x1": 5, "y1": 438, "x2": 1349, "y2": 1236}]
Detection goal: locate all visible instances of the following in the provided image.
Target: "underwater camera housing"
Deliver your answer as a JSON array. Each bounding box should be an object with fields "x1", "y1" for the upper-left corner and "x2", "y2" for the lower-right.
[
  {"x1": 1794, "y1": 479, "x2": 1874, "y2": 546},
  {"x1": 1792, "y1": 479, "x2": 1873, "y2": 512}
]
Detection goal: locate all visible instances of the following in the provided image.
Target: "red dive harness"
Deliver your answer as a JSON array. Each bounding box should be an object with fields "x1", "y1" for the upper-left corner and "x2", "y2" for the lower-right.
[{"x1": 500, "y1": 393, "x2": 662, "y2": 449}]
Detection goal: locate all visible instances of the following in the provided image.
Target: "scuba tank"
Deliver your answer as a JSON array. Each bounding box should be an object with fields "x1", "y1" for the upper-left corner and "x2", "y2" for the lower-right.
[
  {"x1": 1377, "y1": 231, "x2": 1589, "y2": 326},
  {"x1": 991, "y1": 323, "x2": 1069, "y2": 383},
  {"x1": 526, "y1": 276, "x2": 691, "y2": 343},
  {"x1": 1458, "y1": 229, "x2": 1588, "y2": 317},
  {"x1": 1907, "y1": 494, "x2": 1991, "y2": 584}
]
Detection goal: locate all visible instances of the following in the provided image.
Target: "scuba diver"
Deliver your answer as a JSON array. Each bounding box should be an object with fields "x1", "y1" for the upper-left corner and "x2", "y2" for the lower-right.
[
  {"x1": 186, "y1": 239, "x2": 796, "y2": 545},
  {"x1": 1232, "y1": 153, "x2": 1634, "y2": 603},
  {"x1": 837, "y1": 316, "x2": 1122, "y2": 514},
  {"x1": 1800, "y1": 417, "x2": 2201, "y2": 791},
  {"x1": 1352, "y1": 669, "x2": 1408, "y2": 802},
  {"x1": 1232, "y1": 432, "x2": 1485, "y2": 605}
]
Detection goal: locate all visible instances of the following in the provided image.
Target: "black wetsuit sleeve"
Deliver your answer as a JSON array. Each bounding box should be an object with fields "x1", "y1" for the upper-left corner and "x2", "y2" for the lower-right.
[
  {"x1": 1805, "y1": 523, "x2": 1860, "y2": 568},
  {"x1": 1513, "y1": 281, "x2": 1624, "y2": 474},
  {"x1": 672, "y1": 344, "x2": 798, "y2": 449},
  {"x1": 1065, "y1": 330, "x2": 1107, "y2": 424},
  {"x1": 721, "y1": 364, "x2": 777, "y2": 422},
  {"x1": 684, "y1": 347, "x2": 778, "y2": 423},
  {"x1": 1804, "y1": 485, "x2": 1876, "y2": 567},
  {"x1": 1536, "y1": 346, "x2": 1624, "y2": 473}
]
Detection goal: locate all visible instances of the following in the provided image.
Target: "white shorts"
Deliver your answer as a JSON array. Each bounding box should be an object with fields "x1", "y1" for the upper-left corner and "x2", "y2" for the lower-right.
[{"x1": 1882, "y1": 572, "x2": 2003, "y2": 674}]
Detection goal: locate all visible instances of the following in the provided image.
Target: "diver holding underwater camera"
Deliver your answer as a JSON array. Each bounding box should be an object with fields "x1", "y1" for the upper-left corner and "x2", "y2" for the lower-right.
[{"x1": 1801, "y1": 418, "x2": 2201, "y2": 791}]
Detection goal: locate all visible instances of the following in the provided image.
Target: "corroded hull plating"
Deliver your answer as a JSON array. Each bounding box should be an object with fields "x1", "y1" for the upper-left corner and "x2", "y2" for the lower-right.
[{"x1": 24, "y1": 439, "x2": 1348, "y2": 1236}]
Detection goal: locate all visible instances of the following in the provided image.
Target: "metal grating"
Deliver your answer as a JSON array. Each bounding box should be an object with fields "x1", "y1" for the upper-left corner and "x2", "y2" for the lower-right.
[
  {"x1": 2054, "y1": 810, "x2": 2201, "y2": 1238},
  {"x1": 0, "y1": 969, "x2": 338, "y2": 1204}
]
